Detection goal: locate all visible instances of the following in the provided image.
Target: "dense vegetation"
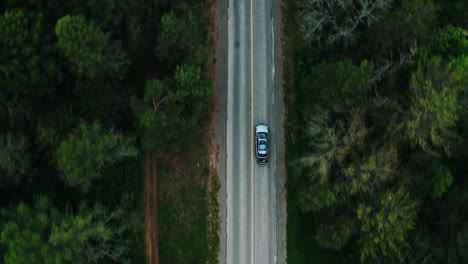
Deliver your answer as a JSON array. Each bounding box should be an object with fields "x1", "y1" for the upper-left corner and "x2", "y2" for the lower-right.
[
  {"x1": 0, "y1": 0, "x2": 215, "y2": 263},
  {"x1": 285, "y1": 0, "x2": 468, "y2": 263}
]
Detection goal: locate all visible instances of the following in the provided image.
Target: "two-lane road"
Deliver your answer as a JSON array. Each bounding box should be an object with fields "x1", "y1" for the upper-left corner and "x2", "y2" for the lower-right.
[{"x1": 224, "y1": 0, "x2": 285, "y2": 263}]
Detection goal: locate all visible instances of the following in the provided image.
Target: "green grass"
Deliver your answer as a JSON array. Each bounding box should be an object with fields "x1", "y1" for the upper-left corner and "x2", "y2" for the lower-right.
[{"x1": 158, "y1": 140, "x2": 219, "y2": 264}]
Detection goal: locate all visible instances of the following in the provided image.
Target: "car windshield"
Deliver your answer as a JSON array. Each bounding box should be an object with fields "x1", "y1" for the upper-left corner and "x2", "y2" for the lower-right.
[{"x1": 257, "y1": 132, "x2": 267, "y2": 139}]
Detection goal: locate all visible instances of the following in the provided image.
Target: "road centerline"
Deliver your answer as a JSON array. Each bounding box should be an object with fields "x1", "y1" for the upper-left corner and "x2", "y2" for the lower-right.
[{"x1": 250, "y1": 0, "x2": 254, "y2": 263}]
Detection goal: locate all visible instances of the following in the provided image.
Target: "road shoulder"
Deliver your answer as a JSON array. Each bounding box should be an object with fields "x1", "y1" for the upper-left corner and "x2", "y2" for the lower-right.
[
  {"x1": 215, "y1": 0, "x2": 229, "y2": 263},
  {"x1": 273, "y1": 0, "x2": 287, "y2": 263}
]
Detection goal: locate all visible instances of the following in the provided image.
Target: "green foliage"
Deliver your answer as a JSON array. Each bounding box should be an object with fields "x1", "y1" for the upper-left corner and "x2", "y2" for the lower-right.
[
  {"x1": 299, "y1": 184, "x2": 337, "y2": 212},
  {"x1": 380, "y1": 0, "x2": 437, "y2": 51},
  {"x1": 155, "y1": 12, "x2": 190, "y2": 68},
  {"x1": 438, "y1": 0, "x2": 468, "y2": 29},
  {"x1": 55, "y1": 15, "x2": 128, "y2": 79},
  {"x1": 158, "y1": 142, "x2": 218, "y2": 264},
  {"x1": 357, "y1": 187, "x2": 420, "y2": 263},
  {"x1": 0, "y1": 133, "x2": 32, "y2": 188},
  {"x1": 68, "y1": 0, "x2": 145, "y2": 52},
  {"x1": 296, "y1": 0, "x2": 391, "y2": 46},
  {"x1": 298, "y1": 107, "x2": 367, "y2": 184},
  {"x1": 48, "y1": 204, "x2": 130, "y2": 263},
  {"x1": 55, "y1": 121, "x2": 137, "y2": 192},
  {"x1": 433, "y1": 25, "x2": 468, "y2": 59},
  {"x1": 0, "y1": 0, "x2": 152, "y2": 263},
  {"x1": 131, "y1": 64, "x2": 214, "y2": 153},
  {"x1": 0, "y1": 196, "x2": 132, "y2": 264},
  {"x1": 0, "y1": 196, "x2": 55, "y2": 264},
  {"x1": 342, "y1": 144, "x2": 398, "y2": 196},
  {"x1": 35, "y1": 118, "x2": 66, "y2": 152},
  {"x1": 404, "y1": 56, "x2": 464, "y2": 156},
  {"x1": 287, "y1": 0, "x2": 468, "y2": 262},
  {"x1": 458, "y1": 225, "x2": 468, "y2": 260},
  {"x1": 315, "y1": 214, "x2": 357, "y2": 251},
  {"x1": 424, "y1": 162, "x2": 453, "y2": 199},
  {"x1": 155, "y1": 10, "x2": 207, "y2": 70},
  {"x1": 410, "y1": 26, "x2": 468, "y2": 72},
  {"x1": 0, "y1": 9, "x2": 55, "y2": 95},
  {"x1": 307, "y1": 59, "x2": 376, "y2": 113}
]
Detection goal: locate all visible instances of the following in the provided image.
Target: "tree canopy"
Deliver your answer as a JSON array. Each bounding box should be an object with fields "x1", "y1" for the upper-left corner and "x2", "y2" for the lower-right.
[
  {"x1": 297, "y1": 0, "x2": 391, "y2": 46},
  {"x1": 289, "y1": 0, "x2": 468, "y2": 263},
  {"x1": 55, "y1": 15, "x2": 128, "y2": 79},
  {"x1": 0, "y1": 9, "x2": 55, "y2": 95},
  {"x1": 403, "y1": 56, "x2": 464, "y2": 156},
  {"x1": 55, "y1": 121, "x2": 137, "y2": 192},
  {"x1": 0, "y1": 133, "x2": 32, "y2": 188},
  {"x1": 0, "y1": 0, "x2": 214, "y2": 262},
  {"x1": 131, "y1": 64, "x2": 214, "y2": 153},
  {"x1": 0, "y1": 196, "x2": 131, "y2": 264},
  {"x1": 305, "y1": 59, "x2": 377, "y2": 113},
  {"x1": 358, "y1": 187, "x2": 419, "y2": 263}
]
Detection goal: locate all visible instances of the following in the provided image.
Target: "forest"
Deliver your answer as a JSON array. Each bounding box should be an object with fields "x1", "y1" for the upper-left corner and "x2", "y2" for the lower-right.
[
  {"x1": 285, "y1": 0, "x2": 468, "y2": 263},
  {"x1": 0, "y1": 0, "x2": 217, "y2": 263}
]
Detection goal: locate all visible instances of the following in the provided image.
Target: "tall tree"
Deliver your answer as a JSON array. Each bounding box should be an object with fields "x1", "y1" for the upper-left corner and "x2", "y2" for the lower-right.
[
  {"x1": 358, "y1": 187, "x2": 420, "y2": 263},
  {"x1": 423, "y1": 162, "x2": 453, "y2": 199},
  {"x1": 315, "y1": 212, "x2": 357, "y2": 251},
  {"x1": 298, "y1": 107, "x2": 367, "y2": 186},
  {"x1": 432, "y1": 25, "x2": 468, "y2": 59},
  {"x1": 68, "y1": 0, "x2": 146, "y2": 52},
  {"x1": 0, "y1": 133, "x2": 32, "y2": 188},
  {"x1": 55, "y1": 15, "x2": 128, "y2": 79},
  {"x1": 155, "y1": 12, "x2": 191, "y2": 69},
  {"x1": 131, "y1": 64, "x2": 214, "y2": 153},
  {"x1": 403, "y1": 56, "x2": 465, "y2": 156},
  {"x1": 155, "y1": 11, "x2": 206, "y2": 69},
  {"x1": 297, "y1": 0, "x2": 391, "y2": 46},
  {"x1": 0, "y1": 9, "x2": 55, "y2": 95},
  {"x1": 458, "y1": 225, "x2": 468, "y2": 261},
  {"x1": 0, "y1": 196, "x2": 131, "y2": 264},
  {"x1": 55, "y1": 121, "x2": 137, "y2": 192},
  {"x1": 341, "y1": 144, "x2": 398, "y2": 196},
  {"x1": 367, "y1": 0, "x2": 437, "y2": 81},
  {"x1": 305, "y1": 59, "x2": 378, "y2": 113},
  {"x1": 379, "y1": 0, "x2": 437, "y2": 51}
]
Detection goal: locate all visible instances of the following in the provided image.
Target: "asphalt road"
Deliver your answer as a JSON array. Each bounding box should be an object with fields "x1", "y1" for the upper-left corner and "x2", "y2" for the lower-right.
[{"x1": 224, "y1": 0, "x2": 285, "y2": 263}]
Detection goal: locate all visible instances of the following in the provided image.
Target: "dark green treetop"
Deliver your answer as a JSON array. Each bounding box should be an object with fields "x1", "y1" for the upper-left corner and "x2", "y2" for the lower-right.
[
  {"x1": 55, "y1": 15, "x2": 128, "y2": 79},
  {"x1": 55, "y1": 121, "x2": 137, "y2": 192}
]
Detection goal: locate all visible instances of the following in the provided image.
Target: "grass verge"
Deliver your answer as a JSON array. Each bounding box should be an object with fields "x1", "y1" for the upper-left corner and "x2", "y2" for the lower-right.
[{"x1": 158, "y1": 135, "x2": 219, "y2": 264}]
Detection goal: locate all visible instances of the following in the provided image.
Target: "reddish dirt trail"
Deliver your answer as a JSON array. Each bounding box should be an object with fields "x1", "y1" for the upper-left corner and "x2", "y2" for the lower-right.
[
  {"x1": 145, "y1": 152, "x2": 159, "y2": 264},
  {"x1": 151, "y1": 155, "x2": 159, "y2": 264},
  {"x1": 144, "y1": 152, "x2": 153, "y2": 264},
  {"x1": 144, "y1": 0, "x2": 161, "y2": 263}
]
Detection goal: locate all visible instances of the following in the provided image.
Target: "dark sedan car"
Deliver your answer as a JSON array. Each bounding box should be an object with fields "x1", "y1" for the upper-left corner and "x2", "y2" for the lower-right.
[{"x1": 255, "y1": 125, "x2": 269, "y2": 164}]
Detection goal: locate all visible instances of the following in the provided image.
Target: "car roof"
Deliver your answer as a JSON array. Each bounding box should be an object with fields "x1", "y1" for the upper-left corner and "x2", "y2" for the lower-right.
[{"x1": 256, "y1": 125, "x2": 268, "y2": 134}]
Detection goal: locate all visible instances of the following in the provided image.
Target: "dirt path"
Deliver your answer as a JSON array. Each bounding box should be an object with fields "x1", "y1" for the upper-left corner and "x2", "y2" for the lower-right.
[
  {"x1": 144, "y1": 152, "x2": 159, "y2": 264},
  {"x1": 144, "y1": 0, "x2": 161, "y2": 263}
]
